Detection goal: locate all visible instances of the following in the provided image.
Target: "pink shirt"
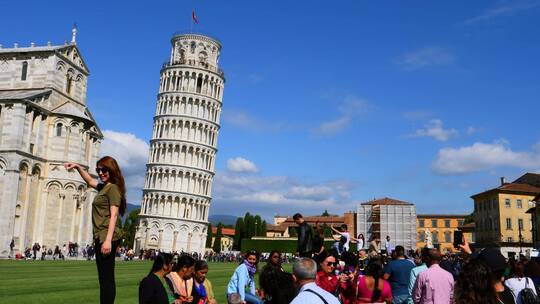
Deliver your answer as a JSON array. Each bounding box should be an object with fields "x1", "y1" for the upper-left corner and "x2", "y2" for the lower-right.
[
  {"x1": 355, "y1": 276, "x2": 392, "y2": 303},
  {"x1": 412, "y1": 264, "x2": 454, "y2": 304}
]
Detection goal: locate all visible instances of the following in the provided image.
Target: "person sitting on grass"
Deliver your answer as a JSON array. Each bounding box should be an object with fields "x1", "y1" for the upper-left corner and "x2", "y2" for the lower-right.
[
  {"x1": 167, "y1": 254, "x2": 196, "y2": 303},
  {"x1": 139, "y1": 253, "x2": 176, "y2": 304},
  {"x1": 192, "y1": 260, "x2": 217, "y2": 304},
  {"x1": 258, "y1": 264, "x2": 297, "y2": 304},
  {"x1": 227, "y1": 250, "x2": 262, "y2": 304}
]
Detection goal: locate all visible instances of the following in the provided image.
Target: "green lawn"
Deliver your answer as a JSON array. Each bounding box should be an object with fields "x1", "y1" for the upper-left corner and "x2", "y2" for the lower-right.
[{"x1": 0, "y1": 260, "x2": 245, "y2": 304}]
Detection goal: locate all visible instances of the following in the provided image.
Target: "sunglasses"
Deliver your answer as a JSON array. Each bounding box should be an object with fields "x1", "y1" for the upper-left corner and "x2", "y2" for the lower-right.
[
  {"x1": 272, "y1": 255, "x2": 280, "y2": 259},
  {"x1": 325, "y1": 262, "x2": 336, "y2": 267},
  {"x1": 96, "y1": 167, "x2": 109, "y2": 174}
]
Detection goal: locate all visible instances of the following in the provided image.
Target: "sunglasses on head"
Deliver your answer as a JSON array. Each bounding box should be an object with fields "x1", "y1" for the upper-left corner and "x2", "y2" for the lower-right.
[{"x1": 96, "y1": 167, "x2": 109, "y2": 174}]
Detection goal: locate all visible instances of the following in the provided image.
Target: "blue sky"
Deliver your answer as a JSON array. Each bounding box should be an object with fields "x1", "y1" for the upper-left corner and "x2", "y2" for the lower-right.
[{"x1": 3, "y1": 1, "x2": 540, "y2": 219}]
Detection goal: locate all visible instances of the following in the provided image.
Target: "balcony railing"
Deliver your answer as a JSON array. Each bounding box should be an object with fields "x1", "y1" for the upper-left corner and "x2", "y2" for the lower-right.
[{"x1": 162, "y1": 59, "x2": 224, "y2": 76}]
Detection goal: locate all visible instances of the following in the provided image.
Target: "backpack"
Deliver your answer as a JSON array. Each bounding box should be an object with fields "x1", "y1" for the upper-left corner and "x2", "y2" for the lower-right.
[{"x1": 519, "y1": 278, "x2": 540, "y2": 304}]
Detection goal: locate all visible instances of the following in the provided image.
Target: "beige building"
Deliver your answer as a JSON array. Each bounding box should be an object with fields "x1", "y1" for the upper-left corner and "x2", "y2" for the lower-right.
[
  {"x1": 267, "y1": 212, "x2": 356, "y2": 238},
  {"x1": 472, "y1": 175, "x2": 540, "y2": 257},
  {"x1": 416, "y1": 214, "x2": 466, "y2": 252},
  {"x1": 0, "y1": 30, "x2": 103, "y2": 257},
  {"x1": 210, "y1": 227, "x2": 235, "y2": 252}
]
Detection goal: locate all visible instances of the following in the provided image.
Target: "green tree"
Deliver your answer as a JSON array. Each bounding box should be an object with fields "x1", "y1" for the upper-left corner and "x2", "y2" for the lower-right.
[
  {"x1": 289, "y1": 226, "x2": 298, "y2": 237},
  {"x1": 233, "y1": 218, "x2": 245, "y2": 250},
  {"x1": 322, "y1": 223, "x2": 333, "y2": 237},
  {"x1": 464, "y1": 212, "x2": 475, "y2": 224},
  {"x1": 122, "y1": 208, "x2": 140, "y2": 248},
  {"x1": 261, "y1": 220, "x2": 267, "y2": 236},
  {"x1": 245, "y1": 213, "x2": 255, "y2": 238},
  {"x1": 213, "y1": 223, "x2": 223, "y2": 253},
  {"x1": 205, "y1": 223, "x2": 213, "y2": 248},
  {"x1": 322, "y1": 210, "x2": 330, "y2": 216},
  {"x1": 254, "y1": 215, "x2": 263, "y2": 236}
]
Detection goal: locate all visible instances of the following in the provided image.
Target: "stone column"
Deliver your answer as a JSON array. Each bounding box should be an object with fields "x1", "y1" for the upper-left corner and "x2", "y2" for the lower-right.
[
  {"x1": 69, "y1": 194, "x2": 79, "y2": 242},
  {"x1": 157, "y1": 229, "x2": 163, "y2": 248},
  {"x1": 55, "y1": 193, "x2": 66, "y2": 244},
  {"x1": 144, "y1": 227, "x2": 150, "y2": 249},
  {"x1": 172, "y1": 231, "x2": 178, "y2": 252}
]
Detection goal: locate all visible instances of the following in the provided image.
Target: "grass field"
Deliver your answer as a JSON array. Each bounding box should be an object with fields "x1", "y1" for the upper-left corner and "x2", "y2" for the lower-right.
[{"x1": 0, "y1": 260, "x2": 247, "y2": 304}]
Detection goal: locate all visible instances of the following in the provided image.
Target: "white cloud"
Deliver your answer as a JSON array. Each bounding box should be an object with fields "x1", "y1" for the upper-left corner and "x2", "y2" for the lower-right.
[
  {"x1": 212, "y1": 171, "x2": 356, "y2": 219},
  {"x1": 227, "y1": 157, "x2": 258, "y2": 173},
  {"x1": 410, "y1": 119, "x2": 458, "y2": 141},
  {"x1": 99, "y1": 130, "x2": 149, "y2": 202},
  {"x1": 396, "y1": 47, "x2": 456, "y2": 71},
  {"x1": 287, "y1": 185, "x2": 333, "y2": 201},
  {"x1": 313, "y1": 95, "x2": 369, "y2": 136},
  {"x1": 432, "y1": 140, "x2": 540, "y2": 174},
  {"x1": 222, "y1": 109, "x2": 287, "y2": 133},
  {"x1": 463, "y1": 0, "x2": 540, "y2": 25}
]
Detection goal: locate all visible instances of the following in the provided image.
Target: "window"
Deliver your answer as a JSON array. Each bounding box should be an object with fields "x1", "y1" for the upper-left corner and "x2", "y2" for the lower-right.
[
  {"x1": 55, "y1": 123, "x2": 63, "y2": 137},
  {"x1": 432, "y1": 219, "x2": 438, "y2": 227},
  {"x1": 418, "y1": 232, "x2": 425, "y2": 242},
  {"x1": 505, "y1": 198, "x2": 511, "y2": 208},
  {"x1": 444, "y1": 220, "x2": 451, "y2": 228},
  {"x1": 507, "y1": 237, "x2": 513, "y2": 242},
  {"x1": 444, "y1": 231, "x2": 451, "y2": 243},
  {"x1": 432, "y1": 231, "x2": 438, "y2": 243},
  {"x1": 517, "y1": 199, "x2": 523, "y2": 209},
  {"x1": 458, "y1": 220, "x2": 464, "y2": 227},
  {"x1": 66, "y1": 75, "x2": 73, "y2": 94},
  {"x1": 21, "y1": 61, "x2": 28, "y2": 81},
  {"x1": 518, "y1": 219, "x2": 524, "y2": 230},
  {"x1": 506, "y1": 218, "x2": 512, "y2": 230},
  {"x1": 419, "y1": 219, "x2": 425, "y2": 228}
]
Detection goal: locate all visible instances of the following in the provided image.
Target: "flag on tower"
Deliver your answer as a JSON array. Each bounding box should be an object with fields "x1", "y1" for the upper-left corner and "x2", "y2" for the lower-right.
[{"x1": 192, "y1": 10, "x2": 199, "y2": 24}]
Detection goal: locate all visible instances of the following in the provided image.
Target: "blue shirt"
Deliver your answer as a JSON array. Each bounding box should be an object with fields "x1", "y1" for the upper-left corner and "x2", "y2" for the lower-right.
[
  {"x1": 408, "y1": 263, "x2": 428, "y2": 303},
  {"x1": 290, "y1": 282, "x2": 341, "y2": 304},
  {"x1": 227, "y1": 263, "x2": 255, "y2": 301},
  {"x1": 384, "y1": 258, "x2": 416, "y2": 297}
]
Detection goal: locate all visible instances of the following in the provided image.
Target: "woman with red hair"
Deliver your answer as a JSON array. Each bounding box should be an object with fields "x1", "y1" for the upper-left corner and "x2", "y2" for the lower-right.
[{"x1": 65, "y1": 156, "x2": 127, "y2": 304}]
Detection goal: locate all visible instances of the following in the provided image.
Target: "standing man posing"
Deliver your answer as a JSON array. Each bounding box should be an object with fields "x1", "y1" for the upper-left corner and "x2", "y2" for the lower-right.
[{"x1": 294, "y1": 213, "x2": 313, "y2": 258}]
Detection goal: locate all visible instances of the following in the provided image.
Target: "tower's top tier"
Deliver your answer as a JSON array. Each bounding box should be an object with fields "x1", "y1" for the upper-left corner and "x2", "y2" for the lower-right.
[{"x1": 166, "y1": 33, "x2": 222, "y2": 75}]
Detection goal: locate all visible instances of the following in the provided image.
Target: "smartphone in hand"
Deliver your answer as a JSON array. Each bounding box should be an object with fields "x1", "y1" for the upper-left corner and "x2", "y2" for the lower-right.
[{"x1": 453, "y1": 230, "x2": 464, "y2": 249}]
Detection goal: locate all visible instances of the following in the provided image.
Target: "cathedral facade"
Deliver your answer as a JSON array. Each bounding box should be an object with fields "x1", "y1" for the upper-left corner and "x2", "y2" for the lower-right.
[
  {"x1": 134, "y1": 33, "x2": 224, "y2": 254},
  {"x1": 0, "y1": 31, "x2": 102, "y2": 257}
]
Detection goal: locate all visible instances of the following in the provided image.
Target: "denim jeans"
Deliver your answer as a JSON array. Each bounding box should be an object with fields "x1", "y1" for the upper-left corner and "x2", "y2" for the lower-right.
[
  {"x1": 393, "y1": 294, "x2": 411, "y2": 304},
  {"x1": 244, "y1": 293, "x2": 262, "y2": 304}
]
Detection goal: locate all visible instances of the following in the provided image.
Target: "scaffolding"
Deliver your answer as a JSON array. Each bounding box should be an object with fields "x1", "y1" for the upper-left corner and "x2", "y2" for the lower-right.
[{"x1": 357, "y1": 199, "x2": 417, "y2": 250}]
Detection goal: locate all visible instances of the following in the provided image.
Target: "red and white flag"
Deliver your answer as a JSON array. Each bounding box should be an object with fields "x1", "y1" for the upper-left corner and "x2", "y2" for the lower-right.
[{"x1": 192, "y1": 10, "x2": 199, "y2": 24}]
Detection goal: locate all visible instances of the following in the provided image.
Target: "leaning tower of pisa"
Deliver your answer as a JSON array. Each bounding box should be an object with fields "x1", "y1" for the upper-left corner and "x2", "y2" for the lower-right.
[{"x1": 134, "y1": 33, "x2": 224, "y2": 254}]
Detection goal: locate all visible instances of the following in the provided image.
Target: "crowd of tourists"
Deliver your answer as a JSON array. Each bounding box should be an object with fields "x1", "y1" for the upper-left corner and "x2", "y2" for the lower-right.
[{"x1": 135, "y1": 212, "x2": 540, "y2": 304}]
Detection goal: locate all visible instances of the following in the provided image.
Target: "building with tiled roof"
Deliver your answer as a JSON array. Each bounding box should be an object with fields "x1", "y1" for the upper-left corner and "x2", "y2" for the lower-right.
[
  {"x1": 471, "y1": 175, "x2": 540, "y2": 258},
  {"x1": 267, "y1": 212, "x2": 356, "y2": 238}
]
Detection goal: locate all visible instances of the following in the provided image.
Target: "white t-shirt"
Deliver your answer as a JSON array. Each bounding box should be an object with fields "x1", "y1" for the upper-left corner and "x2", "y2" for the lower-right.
[
  {"x1": 339, "y1": 232, "x2": 351, "y2": 251},
  {"x1": 357, "y1": 239, "x2": 365, "y2": 250},
  {"x1": 505, "y1": 277, "x2": 537, "y2": 304}
]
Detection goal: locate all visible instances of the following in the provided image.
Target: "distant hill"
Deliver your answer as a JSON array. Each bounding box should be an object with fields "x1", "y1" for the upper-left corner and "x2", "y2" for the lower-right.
[
  {"x1": 121, "y1": 206, "x2": 238, "y2": 226},
  {"x1": 122, "y1": 203, "x2": 140, "y2": 220},
  {"x1": 209, "y1": 214, "x2": 239, "y2": 226}
]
